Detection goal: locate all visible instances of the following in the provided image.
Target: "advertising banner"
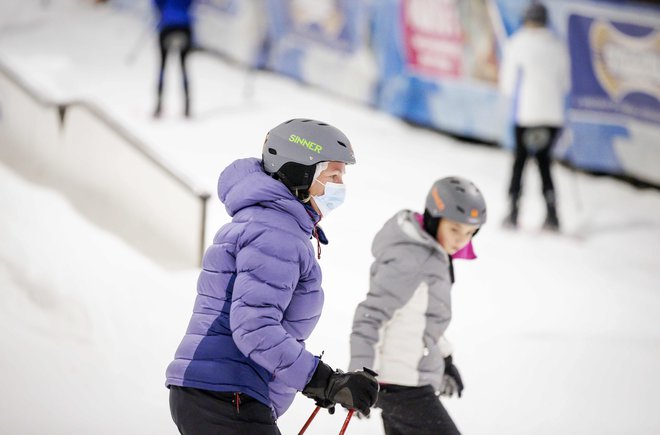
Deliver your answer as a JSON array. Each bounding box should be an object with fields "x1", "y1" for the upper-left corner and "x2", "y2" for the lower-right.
[
  {"x1": 561, "y1": 9, "x2": 660, "y2": 184},
  {"x1": 374, "y1": 0, "x2": 504, "y2": 141},
  {"x1": 266, "y1": 0, "x2": 378, "y2": 103},
  {"x1": 401, "y1": 0, "x2": 465, "y2": 78}
]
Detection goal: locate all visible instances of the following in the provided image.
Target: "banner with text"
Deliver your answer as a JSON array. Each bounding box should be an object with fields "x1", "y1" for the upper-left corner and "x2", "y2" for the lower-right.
[
  {"x1": 559, "y1": 6, "x2": 660, "y2": 184},
  {"x1": 374, "y1": 0, "x2": 504, "y2": 142}
]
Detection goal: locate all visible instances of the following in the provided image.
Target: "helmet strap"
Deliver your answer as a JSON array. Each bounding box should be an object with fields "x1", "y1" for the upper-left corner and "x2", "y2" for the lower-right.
[
  {"x1": 273, "y1": 166, "x2": 312, "y2": 201},
  {"x1": 423, "y1": 209, "x2": 441, "y2": 239}
]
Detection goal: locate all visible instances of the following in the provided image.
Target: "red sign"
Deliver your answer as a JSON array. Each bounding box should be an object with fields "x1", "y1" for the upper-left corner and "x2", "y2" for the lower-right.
[{"x1": 402, "y1": 0, "x2": 465, "y2": 78}]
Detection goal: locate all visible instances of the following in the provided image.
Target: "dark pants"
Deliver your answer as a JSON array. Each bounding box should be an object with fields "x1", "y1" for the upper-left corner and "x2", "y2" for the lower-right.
[
  {"x1": 508, "y1": 126, "x2": 560, "y2": 199},
  {"x1": 169, "y1": 386, "x2": 280, "y2": 435},
  {"x1": 377, "y1": 384, "x2": 460, "y2": 435},
  {"x1": 156, "y1": 25, "x2": 192, "y2": 115}
]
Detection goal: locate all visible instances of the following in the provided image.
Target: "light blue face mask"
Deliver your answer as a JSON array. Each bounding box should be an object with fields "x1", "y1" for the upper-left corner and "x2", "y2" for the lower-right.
[{"x1": 312, "y1": 181, "x2": 346, "y2": 217}]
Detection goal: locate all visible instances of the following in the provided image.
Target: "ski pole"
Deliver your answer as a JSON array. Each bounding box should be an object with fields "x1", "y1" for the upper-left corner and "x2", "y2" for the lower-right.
[
  {"x1": 298, "y1": 405, "x2": 320, "y2": 435},
  {"x1": 125, "y1": 19, "x2": 157, "y2": 65},
  {"x1": 339, "y1": 409, "x2": 355, "y2": 435}
]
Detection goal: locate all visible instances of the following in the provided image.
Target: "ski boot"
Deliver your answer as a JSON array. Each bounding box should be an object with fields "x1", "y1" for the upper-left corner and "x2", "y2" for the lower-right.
[
  {"x1": 542, "y1": 190, "x2": 560, "y2": 232},
  {"x1": 153, "y1": 99, "x2": 162, "y2": 118},
  {"x1": 502, "y1": 194, "x2": 519, "y2": 229},
  {"x1": 184, "y1": 96, "x2": 191, "y2": 118}
]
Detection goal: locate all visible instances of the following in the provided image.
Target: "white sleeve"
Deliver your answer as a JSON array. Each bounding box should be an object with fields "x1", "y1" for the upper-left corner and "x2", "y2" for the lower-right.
[{"x1": 438, "y1": 335, "x2": 454, "y2": 358}]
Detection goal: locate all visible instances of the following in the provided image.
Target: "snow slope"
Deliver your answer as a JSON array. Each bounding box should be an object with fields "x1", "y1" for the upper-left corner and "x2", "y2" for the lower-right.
[{"x1": 1, "y1": 2, "x2": 659, "y2": 434}]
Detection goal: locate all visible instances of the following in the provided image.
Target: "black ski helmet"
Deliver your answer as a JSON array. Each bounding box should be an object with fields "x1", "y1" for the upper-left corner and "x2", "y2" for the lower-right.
[
  {"x1": 262, "y1": 118, "x2": 356, "y2": 200},
  {"x1": 423, "y1": 177, "x2": 487, "y2": 237}
]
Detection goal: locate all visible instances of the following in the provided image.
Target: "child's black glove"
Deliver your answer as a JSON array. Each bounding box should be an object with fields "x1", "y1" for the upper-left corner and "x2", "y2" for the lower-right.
[
  {"x1": 440, "y1": 355, "x2": 464, "y2": 398},
  {"x1": 302, "y1": 361, "x2": 379, "y2": 416}
]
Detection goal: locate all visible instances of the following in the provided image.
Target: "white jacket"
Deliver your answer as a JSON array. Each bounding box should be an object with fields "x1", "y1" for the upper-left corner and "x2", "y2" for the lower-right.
[
  {"x1": 500, "y1": 27, "x2": 570, "y2": 127},
  {"x1": 349, "y1": 211, "x2": 454, "y2": 390}
]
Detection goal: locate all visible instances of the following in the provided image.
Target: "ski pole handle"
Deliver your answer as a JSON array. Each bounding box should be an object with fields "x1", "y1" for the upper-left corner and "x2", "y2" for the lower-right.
[
  {"x1": 298, "y1": 405, "x2": 320, "y2": 435},
  {"x1": 339, "y1": 409, "x2": 355, "y2": 435}
]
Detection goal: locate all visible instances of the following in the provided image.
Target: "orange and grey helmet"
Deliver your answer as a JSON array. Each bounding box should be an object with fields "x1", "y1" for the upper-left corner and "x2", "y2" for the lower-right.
[{"x1": 425, "y1": 177, "x2": 487, "y2": 226}]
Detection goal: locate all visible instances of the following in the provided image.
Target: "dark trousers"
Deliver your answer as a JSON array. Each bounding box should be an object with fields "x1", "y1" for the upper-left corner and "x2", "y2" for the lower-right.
[
  {"x1": 377, "y1": 384, "x2": 460, "y2": 435},
  {"x1": 508, "y1": 126, "x2": 560, "y2": 199},
  {"x1": 169, "y1": 385, "x2": 280, "y2": 435},
  {"x1": 156, "y1": 25, "x2": 192, "y2": 114}
]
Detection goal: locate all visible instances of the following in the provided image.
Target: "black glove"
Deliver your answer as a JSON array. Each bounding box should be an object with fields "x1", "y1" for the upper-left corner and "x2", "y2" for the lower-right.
[
  {"x1": 440, "y1": 355, "x2": 464, "y2": 398},
  {"x1": 302, "y1": 361, "x2": 379, "y2": 416},
  {"x1": 313, "y1": 397, "x2": 336, "y2": 414}
]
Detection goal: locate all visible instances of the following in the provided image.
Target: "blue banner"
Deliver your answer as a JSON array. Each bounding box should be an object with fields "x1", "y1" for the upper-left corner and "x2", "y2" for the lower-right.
[
  {"x1": 568, "y1": 15, "x2": 660, "y2": 125},
  {"x1": 373, "y1": 0, "x2": 505, "y2": 142},
  {"x1": 265, "y1": 0, "x2": 377, "y2": 103},
  {"x1": 559, "y1": 9, "x2": 660, "y2": 183}
]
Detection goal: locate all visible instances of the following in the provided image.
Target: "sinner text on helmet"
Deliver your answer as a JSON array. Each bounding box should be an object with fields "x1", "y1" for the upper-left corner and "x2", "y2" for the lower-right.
[{"x1": 289, "y1": 134, "x2": 323, "y2": 154}]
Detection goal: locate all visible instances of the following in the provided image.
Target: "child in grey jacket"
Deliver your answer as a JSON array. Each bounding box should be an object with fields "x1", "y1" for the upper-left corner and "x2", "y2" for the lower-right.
[{"x1": 349, "y1": 176, "x2": 487, "y2": 435}]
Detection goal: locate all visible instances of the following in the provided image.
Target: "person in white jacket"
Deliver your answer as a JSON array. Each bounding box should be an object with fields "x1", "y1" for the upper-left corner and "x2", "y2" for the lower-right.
[{"x1": 499, "y1": 1, "x2": 570, "y2": 230}]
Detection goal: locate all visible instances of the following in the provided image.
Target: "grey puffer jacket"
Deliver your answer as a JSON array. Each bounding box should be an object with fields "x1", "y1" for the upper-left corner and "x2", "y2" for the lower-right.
[{"x1": 349, "y1": 210, "x2": 453, "y2": 390}]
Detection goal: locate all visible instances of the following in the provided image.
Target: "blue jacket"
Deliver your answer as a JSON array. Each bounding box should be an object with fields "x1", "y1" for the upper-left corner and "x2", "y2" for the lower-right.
[
  {"x1": 154, "y1": 0, "x2": 193, "y2": 30},
  {"x1": 166, "y1": 158, "x2": 323, "y2": 418}
]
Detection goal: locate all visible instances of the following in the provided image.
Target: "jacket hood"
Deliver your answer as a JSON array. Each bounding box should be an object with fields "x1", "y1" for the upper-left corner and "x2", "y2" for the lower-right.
[
  {"x1": 372, "y1": 210, "x2": 447, "y2": 258},
  {"x1": 218, "y1": 158, "x2": 314, "y2": 234}
]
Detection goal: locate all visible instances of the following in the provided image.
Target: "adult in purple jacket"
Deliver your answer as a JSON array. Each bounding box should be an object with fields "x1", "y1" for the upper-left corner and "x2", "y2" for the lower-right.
[{"x1": 166, "y1": 119, "x2": 379, "y2": 434}]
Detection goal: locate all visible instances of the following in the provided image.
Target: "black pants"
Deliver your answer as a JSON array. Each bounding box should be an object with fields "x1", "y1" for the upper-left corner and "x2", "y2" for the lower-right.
[
  {"x1": 156, "y1": 25, "x2": 192, "y2": 112},
  {"x1": 377, "y1": 384, "x2": 460, "y2": 435},
  {"x1": 508, "y1": 126, "x2": 560, "y2": 199},
  {"x1": 169, "y1": 386, "x2": 280, "y2": 435}
]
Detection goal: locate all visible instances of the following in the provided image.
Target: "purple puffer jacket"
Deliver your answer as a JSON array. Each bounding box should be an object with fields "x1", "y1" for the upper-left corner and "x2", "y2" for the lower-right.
[{"x1": 166, "y1": 158, "x2": 323, "y2": 418}]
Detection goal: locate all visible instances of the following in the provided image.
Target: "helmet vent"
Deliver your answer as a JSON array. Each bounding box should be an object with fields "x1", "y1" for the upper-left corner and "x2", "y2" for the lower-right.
[
  {"x1": 457, "y1": 206, "x2": 466, "y2": 214},
  {"x1": 337, "y1": 140, "x2": 347, "y2": 148},
  {"x1": 284, "y1": 119, "x2": 293, "y2": 124},
  {"x1": 268, "y1": 147, "x2": 277, "y2": 155},
  {"x1": 450, "y1": 179, "x2": 460, "y2": 184},
  {"x1": 302, "y1": 119, "x2": 312, "y2": 122},
  {"x1": 317, "y1": 122, "x2": 328, "y2": 126},
  {"x1": 455, "y1": 187, "x2": 465, "y2": 193}
]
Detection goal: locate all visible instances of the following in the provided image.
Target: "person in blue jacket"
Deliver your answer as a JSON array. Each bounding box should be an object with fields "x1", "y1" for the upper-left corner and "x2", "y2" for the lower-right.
[{"x1": 153, "y1": 0, "x2": 194, "y2": 118}]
